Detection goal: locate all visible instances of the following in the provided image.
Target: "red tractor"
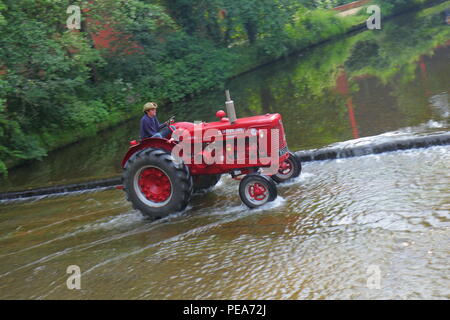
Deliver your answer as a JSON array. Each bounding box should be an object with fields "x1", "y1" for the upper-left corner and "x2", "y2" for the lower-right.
[{"x1": 120, "y1": 91, "x2": 301, "y2": 219}]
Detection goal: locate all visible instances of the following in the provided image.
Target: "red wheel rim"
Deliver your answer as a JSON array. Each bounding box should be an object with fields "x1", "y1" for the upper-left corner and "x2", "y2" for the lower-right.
[
  {"x1": 278, "y1": 159, "x2": 292, "y2": 175},
  {"x1": 138, "y1": 167, "x2": 172, "y2": 203},
  {"x1": 248, "y1": 182, "x2": 268, "y2": 201}
]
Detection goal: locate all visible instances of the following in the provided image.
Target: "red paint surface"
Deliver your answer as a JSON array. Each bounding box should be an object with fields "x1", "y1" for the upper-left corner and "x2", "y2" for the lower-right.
[{"x1": 332, "y1": 0, "x2": 370, "y2": 12}]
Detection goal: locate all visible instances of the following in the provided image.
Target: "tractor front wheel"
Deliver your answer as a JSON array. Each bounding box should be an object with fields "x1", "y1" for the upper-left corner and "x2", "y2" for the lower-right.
[
  {"x1": 122, "y1": 148, "x2": 193, "y2": 220},
  {"x1": 239, "y1": 173, "x2": 277, "y2": 208}
]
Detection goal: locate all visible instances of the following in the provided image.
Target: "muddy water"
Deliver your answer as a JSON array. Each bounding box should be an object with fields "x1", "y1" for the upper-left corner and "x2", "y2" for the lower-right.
[
  {"x1": 0, "y1": 5, "x2": 449, "y2": 300},
  {"x1": 0, "y1": 145, "x2": 448, "y2": 299}
]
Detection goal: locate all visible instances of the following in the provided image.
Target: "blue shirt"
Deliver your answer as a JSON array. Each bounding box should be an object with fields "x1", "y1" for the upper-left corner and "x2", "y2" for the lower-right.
[{"x1": 140, "y1": 115, "x2": 161, "y2": 139}]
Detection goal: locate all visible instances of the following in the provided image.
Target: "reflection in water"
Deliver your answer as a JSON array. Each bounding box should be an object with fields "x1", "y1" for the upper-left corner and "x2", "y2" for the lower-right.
[
  {"x1": 0, "y1": 7, "x2": 449, "y2": 193},
  {"x1": 0, "y1": 4, "x2": 447, "y2": 301},
  {"x1": 430, "y1": 93, "x2": 449, "y2": 118},
  {"x1": 336, "y1": 68, "x2": 360, "y2": 139}
]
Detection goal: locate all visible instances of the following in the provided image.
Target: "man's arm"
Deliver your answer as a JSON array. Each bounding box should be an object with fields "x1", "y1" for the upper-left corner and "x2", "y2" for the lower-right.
[{"x1": 156, "y1": 117, "x2": 166, "y2": 131}]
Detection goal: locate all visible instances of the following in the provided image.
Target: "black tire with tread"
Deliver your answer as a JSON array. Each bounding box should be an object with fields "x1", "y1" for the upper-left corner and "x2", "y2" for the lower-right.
[{"x1": 122, "y1": 148, "x2": 193, "y2": 219}]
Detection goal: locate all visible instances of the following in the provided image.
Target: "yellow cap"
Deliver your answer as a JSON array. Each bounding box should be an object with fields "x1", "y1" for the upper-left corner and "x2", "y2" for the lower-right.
[{"x1": 143, "y1": 102, "x2": 158, "y2": 112}]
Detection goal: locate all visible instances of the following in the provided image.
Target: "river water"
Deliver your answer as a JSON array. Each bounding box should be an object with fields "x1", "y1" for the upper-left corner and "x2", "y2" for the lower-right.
[{"x1": 0, "y1": 5, "x2": 449, "y2": 299}]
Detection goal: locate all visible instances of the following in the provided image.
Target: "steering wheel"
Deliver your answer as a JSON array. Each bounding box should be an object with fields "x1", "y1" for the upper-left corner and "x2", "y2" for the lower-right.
[
  {"x1": 167, "y1": 115, "x2": 175, "y2": 124},
  {"x1": 159, "y1": 116, "x2": 175, "y2": 130}
]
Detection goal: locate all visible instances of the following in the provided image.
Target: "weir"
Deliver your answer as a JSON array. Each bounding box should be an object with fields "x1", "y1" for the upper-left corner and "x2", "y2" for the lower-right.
[
  {"x1": 296, "y1": 131, "x2": 450, "y2": 162},
  {"x1": 1, "y1": 131, "x2": 449, "y2": 203}
]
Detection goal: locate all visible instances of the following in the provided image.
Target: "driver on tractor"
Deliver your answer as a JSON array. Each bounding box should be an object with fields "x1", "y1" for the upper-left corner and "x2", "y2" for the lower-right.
[
  {"x1": 140, "y1": 102, "x2": 174, "y2": 140},
  {"x1": 122, "y1": 91, "x2": 301, "y2": 219}
]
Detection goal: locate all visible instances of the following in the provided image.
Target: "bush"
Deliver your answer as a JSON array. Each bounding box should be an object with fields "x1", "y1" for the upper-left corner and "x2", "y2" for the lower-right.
[
  {"x1": 154, "y1": 33, "x2": 235, "y2": 102},
  {"x1": 374, "y1": 0, "x2": 437, "y2": 15},
  {"x1": 285, "y1": 8, "x2": 354, "y2": 51},
  {"x1": 68, "y1": 100, "x2": 109, "y2": 128}
]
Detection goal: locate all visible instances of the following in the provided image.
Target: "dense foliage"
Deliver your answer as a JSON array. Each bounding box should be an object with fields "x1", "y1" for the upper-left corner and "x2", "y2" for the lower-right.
[{"x1": 0, "y1": 0, "x2": 443, "y2": 175}]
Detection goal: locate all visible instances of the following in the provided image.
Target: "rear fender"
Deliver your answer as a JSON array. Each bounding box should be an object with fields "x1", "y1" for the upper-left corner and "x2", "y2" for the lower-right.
[{"x1": 121, "y1": 138, "x2": 177, "y2": 168}]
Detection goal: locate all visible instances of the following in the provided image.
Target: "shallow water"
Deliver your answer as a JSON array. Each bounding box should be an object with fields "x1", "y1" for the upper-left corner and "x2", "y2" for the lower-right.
[
  {"x1": 0, "y1": 5, "x2": 449, "y2": 300},
  {"x1": 0, "y1": 146, "x2": 448, "y2": 299}
]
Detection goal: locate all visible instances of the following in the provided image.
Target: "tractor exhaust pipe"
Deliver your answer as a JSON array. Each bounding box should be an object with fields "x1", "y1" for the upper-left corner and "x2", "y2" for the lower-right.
[{"x1": 225, "y1": 90, "x2": 237, "y2": 124}]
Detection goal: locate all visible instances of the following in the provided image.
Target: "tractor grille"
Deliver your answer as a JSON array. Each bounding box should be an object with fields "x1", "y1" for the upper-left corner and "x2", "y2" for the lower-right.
[{"x1": 276, "y1": 120, "x2": 287, "y2": 151}]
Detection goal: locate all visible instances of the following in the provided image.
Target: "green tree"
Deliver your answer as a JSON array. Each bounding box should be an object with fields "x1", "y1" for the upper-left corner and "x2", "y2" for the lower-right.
[{"x1": 0, "y1": 0, "x2": 103, "y2": 173}]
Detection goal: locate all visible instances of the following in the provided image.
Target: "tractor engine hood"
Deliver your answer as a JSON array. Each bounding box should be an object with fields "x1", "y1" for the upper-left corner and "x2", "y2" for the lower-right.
[{"x1": 173, "y1": 113, "x2": 284, "y2": 137}]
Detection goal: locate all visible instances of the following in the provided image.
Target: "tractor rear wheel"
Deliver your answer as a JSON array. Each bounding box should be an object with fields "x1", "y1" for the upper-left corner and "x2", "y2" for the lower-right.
[
  {"x1": 271, "y1": 152, "x2": 302, "y2": 183},
  {"x1": 122, "y1": 148, "x2": 193, "y2": 219},
  {"x1": 193, "y1": 174, "x2": 222, "y2": 192},
  {"x1": 239, "y1": 173, "x2": 277, "y2": 208}
]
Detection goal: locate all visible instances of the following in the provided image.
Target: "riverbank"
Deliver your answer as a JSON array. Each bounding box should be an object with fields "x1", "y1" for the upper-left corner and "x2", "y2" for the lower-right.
[
  {"x1": 228, "y1": 0, "x2": 448, "y2": 78},
  {"x1": 3, "y1": 0, "x2": 448, "y2": 173},
  {"x1": 1, "y1": 1, "x2": 448, "y2": 193}
]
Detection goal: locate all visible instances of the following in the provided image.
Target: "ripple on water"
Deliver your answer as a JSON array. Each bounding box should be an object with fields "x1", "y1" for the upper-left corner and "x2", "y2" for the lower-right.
[{"x1": 0, "y1": 146, "x2": 449, "y2": 299}]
